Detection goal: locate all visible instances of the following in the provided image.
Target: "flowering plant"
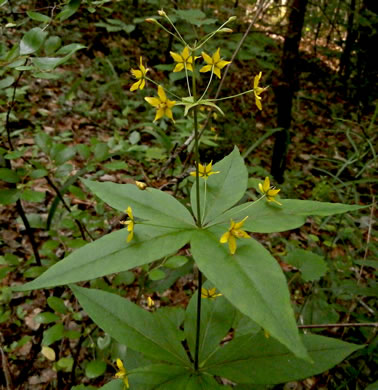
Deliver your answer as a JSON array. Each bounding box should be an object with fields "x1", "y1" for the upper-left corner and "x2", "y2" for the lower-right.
[{"x1": 16, "y1": 10, "x2": 364, "y2": 389}]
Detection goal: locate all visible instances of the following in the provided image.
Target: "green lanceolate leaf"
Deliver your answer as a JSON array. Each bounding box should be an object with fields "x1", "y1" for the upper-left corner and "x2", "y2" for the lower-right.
[
  {"x1": 15, "y1": 226, "x2": 193, "y2": 290},
  {"x1": 129, "y1": 365, "x2": 227, "y2": 389},
  {"x1": 210, "y1": 198, "x2": 365, "y2": 233},
  {"x1": 191, "y1": 228, "x2": 309, "y2": 361},
  {"x1": 204, "y1": 332, "x2": 364, "y2": 384},
  {"x1": 191, "y1": 147, "x2": 248, "y2": 226},
  {"x1": 184, "y1": 288, "x2": 235, "y2": 365},
  {"x1": 71, "y1": 286, "x2": 190, "y2": 366},
  {"x1": 83, "y1": 179, "x2": 195, "y2": 229}
]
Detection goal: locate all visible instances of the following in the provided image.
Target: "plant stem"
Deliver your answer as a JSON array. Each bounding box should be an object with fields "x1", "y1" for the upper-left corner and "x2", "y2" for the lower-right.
[
  {"x1": 192, "y1": 50, "x2": 202, "y2": 372},
  {"x1": 194, "y1": 270, "x2": 203, "y2": 370}
]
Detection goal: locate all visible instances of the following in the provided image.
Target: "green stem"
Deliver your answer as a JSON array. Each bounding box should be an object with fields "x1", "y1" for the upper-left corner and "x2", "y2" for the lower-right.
[
  {"x1": 192, "y1": 51, "x2": 202, "y2": 372},
  {"x1": 198, "y1": 66, "x2": 214, "y2": 101},
  {"x1": 145, "y1": 77, "x2": 181, "y2": 99},
  {"x1": 194, "y1": 270, "x2": 203, "y2": 371},
  {"x1": 184, "y1": 64, "x2": 192, "y2": 97}
]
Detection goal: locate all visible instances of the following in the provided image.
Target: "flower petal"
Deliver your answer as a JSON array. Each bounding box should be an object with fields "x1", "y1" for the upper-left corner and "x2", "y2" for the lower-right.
[
  {"x1": 131, "y1": 69, "x2": 142, "y2": 79},
  {"x1": 130, "y1": 80, "x2": 141, "y2": 91},
  {"x1": 145, "y1": 97, "x2": 160, "y2": 107},
  {"x1": 213, "y1": 48, "x2": 221, "y2": 63},
  {"x1": 263, "y1": 177, "x2": 270, "y2": 192},
  {"x1": 173, "y1": 63, "x2": 184, "y2": 72},
  {"x1": 228, "y1": 235, "x2": 237, "y2": 255},
  {"x1": 234, "y1": 216, "x2": 248, "y2": 230},
  {"x1": 213, "y1": 66, "x2": 221, "y2": 79},
  {"x1": 139, "y1": 79, "x2": 146, "y2": 90},
  {"x1": 200, "y1": 64, "x2": 212, "y2": 73},
  {"x1": 201, "y1": 51, "x2": 213, "y2": 65},
  {"x1": 217, "y1": 60, "x2": 231, "y2": 69},
  {"x1": 155, "y1": 107, "x2": 165, "y2": 121},
  {"x1": 164, "y1": 107, "x2": 175, "y2": 122},
  {"x1": 170, "y1": 51, "x2": 183, "y2": 63},
  {"x1": 157, "y1": 85, "x2": 167, "y2": 102},
  {"x1": 220, "y1": 231, "x2": 230, "y2": 243},
  {"x1": 182, "y1": 46, "x2": 190, "y2": 60}
]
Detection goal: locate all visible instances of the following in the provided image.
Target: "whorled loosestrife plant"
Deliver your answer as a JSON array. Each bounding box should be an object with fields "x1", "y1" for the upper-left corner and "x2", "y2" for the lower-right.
[{"x1": 16, "y1": 10, "x2": 365, "y2": 390}]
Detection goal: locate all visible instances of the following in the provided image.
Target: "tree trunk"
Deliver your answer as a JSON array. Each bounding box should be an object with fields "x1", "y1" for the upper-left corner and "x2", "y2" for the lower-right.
[
  {"x1": 271, "y1": 0, "x2": 308, "y2": 183},
  {"x1": 339, "y1": 0, "x2": 357, "y2": 81},
  {"x1": 355, "y1": 0, "x2": 378, "y2": 113}
]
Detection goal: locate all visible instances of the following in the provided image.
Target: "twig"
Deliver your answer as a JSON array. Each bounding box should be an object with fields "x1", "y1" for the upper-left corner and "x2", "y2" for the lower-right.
[
  {"x1": 298, "y1": 322, "x2": 377, "y2": 329},
  {"x1": 357, "y1": 195, "x2": 375, "y2": 283},
  {"x1": 0, "y1": 344, "x2": 13, "y2": 390},
  {"x1": 3, "y1": 62, "x2": 42, "y2": 265}
]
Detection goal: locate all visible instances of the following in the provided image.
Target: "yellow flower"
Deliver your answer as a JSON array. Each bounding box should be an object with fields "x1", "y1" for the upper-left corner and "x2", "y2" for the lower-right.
[
  {"x1": 258, "y1": 176, "x2": 281, "y2": 205},
  {"x1": 170, "y1": 46, "x2": 196, "y2": 72},
  {"x1": 200, "y1": 48, "x2": 231, "y2": 79},
  {"x1": 147, "y1": 296, "x2": 155, "y2": 307},
  {"x1": 201, "y1": 287, "x2": 222, "y2": 300},
  {"x1": 145, "y1": 85, "x2": 176, "y2": 122},
  {"x1": 120, "y1": 206, "x2": 134, "y2": 242},
  {"x1": 220, "y1": 216, "x2": 250, "y2": 255},
  {"x1": 190, "y1": 161, "x2": 220, "y2": 179},
  {"x1": 115, "y1": 358, "x2": 129, "y2": 389},
  {"x1": 253, "y1": 72, "x2": 267, "y2": 110},
  {"x1": 130, "y1": 57, "x2": 148, "y2": 92}
]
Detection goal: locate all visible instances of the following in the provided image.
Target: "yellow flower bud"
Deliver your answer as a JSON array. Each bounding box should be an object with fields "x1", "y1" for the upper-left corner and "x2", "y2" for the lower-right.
[
  {"x1": 228, "y1": 16, "x2": 237, "y2": 22},
  {"x1": 158, "y1": 10, "x2": 167, "y2": 17}
]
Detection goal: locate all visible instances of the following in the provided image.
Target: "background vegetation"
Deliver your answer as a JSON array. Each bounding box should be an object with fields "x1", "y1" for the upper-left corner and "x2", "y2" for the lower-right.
[{"x1": 0, "y1": 0, "x2": 376, "y2": 389}]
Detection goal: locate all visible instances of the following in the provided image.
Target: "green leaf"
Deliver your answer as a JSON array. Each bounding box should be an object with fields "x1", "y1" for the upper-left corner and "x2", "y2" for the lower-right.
[
  {"x1": 210, "y1": 199, "x2": 364, "y2": 233},
  {"x1": 191, "y1": 147, "x2": 248, "y2": 225},
  {"x1": 47, "y1": 296, "x2": 67, "y2": 314},
  {"x1": 283, "y1": 249, "x2": 328, "y2": 281},
  {"x1": 32, "y1": 44, "x2": 86, "y2": 70},
  {"x1": 34, "y1": 312, "x2": 60, "y2": 324},
  {"x1": 21, "y1": 189, "x2": 45, "y2": 202},
  {"x1": 104, "y1": 161, "x2": 128, "y2": 171},
  {"x1": 56, "y1": 356, "x2": 74, "y2": 372},
  {"x1": 184, "y1": 288, "x2": 235, "y2": 364},
  {"x1": 191, "y1": 228, "x2": 309, "y2": 361},
  {"x1": 15, "y1": 226, "x2": 193, "y2": 290},
  {"x1": 26, "y1": 11, "x2": 51, "y2": 23},
  {"x1": 44, "y1": 36, "x2": 62, "y2": 55},
  {"x1": 0, "y1": 168, "x2": 20, "y2": 183},
  {"x1": 20, "y1": 27, "x2": 48, "y2": 55},
  {"x1": 83, "y1": 179, "x2": 195, "y2": 229},
  {"x1": 85, "y1": 360, "x2": 107, "y2": 378},
  {"x1": 0, "y1": 76, "x2": 15, "y2": 89},
  {"x1": 57, "y1": 0, "x2": 81, "y2": 21},
  {"x1": 0, "y1": 189, "x2": 20, "y2": 205},
  {"x1": 71, "y1": 286, "x2": 190, "y2": 365},
  {"x1": 164, "y1": 255, "x2": 189, "y2": 269},
  {"x1": 42, "y1": 323, "x2": 64, "y2": 346},
  {"x1": 148, "y1": 269, "x2": 165, "y2": 281},
  {"x1": 204, "y1": 332, "x2": 364, "y2": 384},
  {"x1": 123, "y1": 364, "x2": 225, "y2": 389}
]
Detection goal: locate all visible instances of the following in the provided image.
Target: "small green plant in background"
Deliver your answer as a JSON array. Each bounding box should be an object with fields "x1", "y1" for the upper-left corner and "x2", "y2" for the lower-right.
[{"x1": 15, "y1": 10, "x2": 367, "y2": 389}]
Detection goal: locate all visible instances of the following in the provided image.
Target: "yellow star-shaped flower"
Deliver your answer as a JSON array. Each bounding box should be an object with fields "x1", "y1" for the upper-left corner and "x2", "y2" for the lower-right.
[
  {"x1": 190, "y1": 161, "x2": 220, "y2": 179},
  {"x1": 253, "y1": 72, "x2": 267, "y2": 110},
  {"x1": 145, "y1": 85, "x2": 176, "y2": 122},
  {"x1": 201, "y1": 287, "x2": 222, "y2": 300},
  {"x1": 258, "y1": 176, "x2": 281, "y2": 205},
  {"x1": 200, "y1": 48, "x2": 231, "y2": 79},
  {"x1": 170, "y1": 46, "x2": 197, "y2": 72},
  {"x1": 120, "y1": 206, "x2": 134, "y2": 242},
  {"x1": 130, "y1": 57, "x2": 148, "y2": 91},
  {"x1": 220, "y1": 216, "x2": 250, "y2": 255},
  {"x1": 147, "y1": 296, "x2": 155, "y2": 307},
  {"x1": 115, "y1": 359, "x2": 129, "y2": 389}
]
